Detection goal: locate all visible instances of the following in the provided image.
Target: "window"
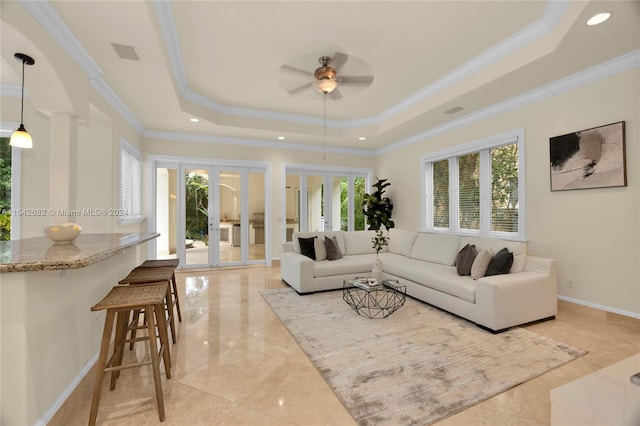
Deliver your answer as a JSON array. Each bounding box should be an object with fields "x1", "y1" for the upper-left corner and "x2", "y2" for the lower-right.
[
  {"x1": 423, "y1": 129, "x2": 524, "y2": 240},
  {"x1": 119, "y1": 138, "x2": 143, "y2": 223}
]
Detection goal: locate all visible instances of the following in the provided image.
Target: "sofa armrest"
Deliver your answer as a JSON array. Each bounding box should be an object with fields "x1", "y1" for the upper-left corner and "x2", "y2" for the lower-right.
[
  {"x1": 475, "y1": 256, "x2": 558, "y2": 331},
  {"x1": 280, "y1": 251, "x2": 315, "y2": 293},
  {"x1": 282, "y1": 242, "x2": 294, "y2": 254}
]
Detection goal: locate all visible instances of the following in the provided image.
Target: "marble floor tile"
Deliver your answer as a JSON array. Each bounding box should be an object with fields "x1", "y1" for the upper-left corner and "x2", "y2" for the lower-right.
[{"x1": 55, "y1": 266, "x2": 639, "y2": 426}]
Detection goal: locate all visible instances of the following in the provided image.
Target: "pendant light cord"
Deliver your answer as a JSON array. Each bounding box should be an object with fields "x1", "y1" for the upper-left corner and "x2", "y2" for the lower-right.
[
  {"x1": 323, "y1": 92, "x2": 327, "y2": 161},
  {"x1": 20, "y1": 58, "x2": 25, "y2": 124}
]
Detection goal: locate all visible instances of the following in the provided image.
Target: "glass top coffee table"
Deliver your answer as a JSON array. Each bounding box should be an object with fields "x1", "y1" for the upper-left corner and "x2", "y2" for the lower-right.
[{"x1": 343, "y1": 278, "x2": 406, "y2": 319}]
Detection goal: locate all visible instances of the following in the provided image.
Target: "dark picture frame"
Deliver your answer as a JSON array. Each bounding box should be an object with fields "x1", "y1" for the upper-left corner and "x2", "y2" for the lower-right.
[{"x1": 549, "y1": 121, "x2": 626, "y2": 191}]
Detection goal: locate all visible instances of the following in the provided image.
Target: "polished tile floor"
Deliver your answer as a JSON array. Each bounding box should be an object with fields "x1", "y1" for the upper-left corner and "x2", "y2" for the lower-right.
[{"x1": 56, "y1": 266, "x2": 639, "y2": 425}]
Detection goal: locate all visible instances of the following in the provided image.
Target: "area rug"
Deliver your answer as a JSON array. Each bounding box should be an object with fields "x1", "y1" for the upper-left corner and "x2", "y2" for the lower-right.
[{"x1": 261, "y1": 288, "x2": 586, "y2": 425}]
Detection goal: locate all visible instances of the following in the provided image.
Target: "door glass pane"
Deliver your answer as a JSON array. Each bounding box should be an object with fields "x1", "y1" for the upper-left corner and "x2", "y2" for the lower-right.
[
  {"x1": 354, "y1": 176, "x2": 366, "y2": 231},
  {"x1": 332, "y1": 176, "x2": 347, "y2": 231},
  {"x1": 248, "y1": 171, "x2": 265, "y2": 261},
  {"x1": 307, "y1": 175, "x2": 325, "y2": 231},
  {"x1": 185, "y1": 169, "x2": 209, "y2": 266},
  {"x1": 219, "y1": 170, "x2": 241, "y2": 263},
  {"x1": 156, "y1": 167, "x2": 178, "y2": 259},
  {"x1": 0, "y1": 138, "x2": 12, "y2": 240},
  {"x1": 285, "y1": 174, "x2": 300, "y2": 241}
]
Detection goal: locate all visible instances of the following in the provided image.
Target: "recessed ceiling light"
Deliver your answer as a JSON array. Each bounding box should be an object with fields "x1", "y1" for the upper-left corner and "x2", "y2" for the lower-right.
[
  {"x1": 358, "y1": 137, "x2": 367, "y2": 141},
  {"x1": 277, "y1": 136, "x2": 285, "y2": 140},
  {"x1": 587, "y1": 12, "x2": 611, "y2": 26},
  {"x1": 189, "y1": 118, "x2": 200, "y2": 122}
]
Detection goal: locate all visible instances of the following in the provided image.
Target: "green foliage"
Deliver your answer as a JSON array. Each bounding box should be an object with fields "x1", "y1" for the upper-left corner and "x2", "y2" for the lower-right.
[
  {"x1": 371, "y1": 229, "x2": 389, "y2": 257},
  {"x1": 0, "y1": 137, "x2": 11, "y2": 240},
  {"x1": 491, "y1": 144, "x2": 519, "y2": 232},
  {"x1": 339, "y1": 177, "x2": 366, "y2": 231},
  {"x1": 361, "y1": 178, "x2": 395, "y2": 231},
  {"x1": 185, "y1": 173, "x2": 209, "y2": 241}
]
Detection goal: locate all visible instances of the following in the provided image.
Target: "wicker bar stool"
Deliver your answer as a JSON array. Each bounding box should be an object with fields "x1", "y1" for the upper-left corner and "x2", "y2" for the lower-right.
[
  {"x1": 135, "y1": 259, "x2": 182, "y2": 322},
  {"x1": 119, "y1": 267, "x2": 177, "y2": 345},
  {"x1": 89, "y1": 283, "x2": 171, "y2": 425}
]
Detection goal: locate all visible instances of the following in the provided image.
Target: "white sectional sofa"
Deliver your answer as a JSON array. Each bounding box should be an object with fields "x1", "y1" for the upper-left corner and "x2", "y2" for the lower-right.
[{"x1": 280, "y1": 228, "x2": 558, "y2": 332}]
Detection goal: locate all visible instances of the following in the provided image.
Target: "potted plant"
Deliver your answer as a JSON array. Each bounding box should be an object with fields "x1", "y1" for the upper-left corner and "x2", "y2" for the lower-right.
[
  {"x1": 362, "y1": 178, "x2": 394, "y2": 282},
  {"x1": 362, "y1": 178, "x2": 395, "y2": 231}
]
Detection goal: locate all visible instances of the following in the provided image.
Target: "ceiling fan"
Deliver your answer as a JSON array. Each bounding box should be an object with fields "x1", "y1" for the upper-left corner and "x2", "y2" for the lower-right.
[{"x1": 280, "y1": 52, "x2": 374, "y2": 100}]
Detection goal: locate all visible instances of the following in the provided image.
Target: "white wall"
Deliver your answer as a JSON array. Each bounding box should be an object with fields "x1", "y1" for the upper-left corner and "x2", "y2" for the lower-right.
[{"x1": 377, "y1": 70, "x2": 639, "y2": 316}]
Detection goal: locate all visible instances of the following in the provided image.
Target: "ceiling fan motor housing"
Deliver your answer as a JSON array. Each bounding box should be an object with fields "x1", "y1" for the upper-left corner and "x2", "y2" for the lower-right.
[{"x1": 315, "y1": 65, "x2": 336, "y2": 81}]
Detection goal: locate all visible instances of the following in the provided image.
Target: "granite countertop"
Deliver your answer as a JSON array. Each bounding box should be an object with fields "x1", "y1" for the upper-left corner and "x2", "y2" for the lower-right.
[{"x1": 0, "y1": 233, "x2": 159, "y2": 273}]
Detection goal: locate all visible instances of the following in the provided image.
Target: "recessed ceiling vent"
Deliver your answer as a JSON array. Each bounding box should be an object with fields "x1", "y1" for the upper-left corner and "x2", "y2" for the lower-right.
[
  {"x1": 112, "y1": 43, "x2": 139, "y2": 61},
  {"x1": 444, "y1": 106, "x2": 465, "y2": 115}
]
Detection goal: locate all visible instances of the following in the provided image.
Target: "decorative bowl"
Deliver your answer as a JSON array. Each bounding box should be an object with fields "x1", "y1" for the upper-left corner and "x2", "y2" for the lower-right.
[{"x1": 44, "y1": 223, "x2": 82, "y2": 244}]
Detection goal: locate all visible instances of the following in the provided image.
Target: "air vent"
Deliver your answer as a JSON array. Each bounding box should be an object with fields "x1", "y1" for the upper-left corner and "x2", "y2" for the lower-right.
[
  {"x1": 444, "y1": 106, "x2": 465, "y2": 115},
  {"x1": 111, "y1": 43, "x2": 139, "y2": 61}
]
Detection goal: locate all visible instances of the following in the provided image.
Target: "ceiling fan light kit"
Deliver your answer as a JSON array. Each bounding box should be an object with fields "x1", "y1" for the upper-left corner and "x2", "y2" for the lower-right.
[{"x1": 281, "y1": 52, "x2": 373, "y2": 98}]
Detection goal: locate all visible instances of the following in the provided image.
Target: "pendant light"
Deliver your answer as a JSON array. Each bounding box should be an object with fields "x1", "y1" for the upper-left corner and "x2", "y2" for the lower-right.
[{"x1": 10, "y1": 53, "x2": 35, "y2": 149}]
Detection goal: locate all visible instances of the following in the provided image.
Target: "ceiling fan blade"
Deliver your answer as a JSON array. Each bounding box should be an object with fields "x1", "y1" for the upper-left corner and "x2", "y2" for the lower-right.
[
  {"x1": 330, "y1": 52, "x2": 348, "y2": 71},
  {"x1": 339, "y1": 75, "x2": 374, "y2": 85},
  {"x1": 288, "y1": 82, "x2": 312, "y2": 94},
  {"x1": 329, "y1": 88, "x2": 343, "y2": 100},
  {"x1": 280, "y1": 64, "x2": 313, "y2": 78}
]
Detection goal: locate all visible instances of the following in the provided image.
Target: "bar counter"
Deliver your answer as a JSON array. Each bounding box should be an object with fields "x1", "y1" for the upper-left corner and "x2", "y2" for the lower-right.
[
  {"x1": 0, "y1": 232, "x2": 159, "y2": 273},
  {"x1": 1, "y1": 232, "x2": 159, "y2": 425}
]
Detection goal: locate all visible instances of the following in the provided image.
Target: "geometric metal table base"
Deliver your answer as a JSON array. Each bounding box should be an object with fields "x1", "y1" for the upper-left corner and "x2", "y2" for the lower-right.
[{"x1": 343, "y1": 278, "x2": 406, "y2": 319}]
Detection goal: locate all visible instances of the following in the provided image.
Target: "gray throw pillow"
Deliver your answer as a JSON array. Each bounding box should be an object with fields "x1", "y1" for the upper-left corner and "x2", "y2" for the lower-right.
[
  {"x1": 455, "y1": 244, "x2": 477, "y2": 276},
  {"x1": 298, "y1": 236, "x2": 316, "y2": 260},
  {"x1": 325, "y1": 236, "x2": 343, "y2": 260},
  {"x1": 485, "y1": 248, "x2": 514, "y2": 276}
]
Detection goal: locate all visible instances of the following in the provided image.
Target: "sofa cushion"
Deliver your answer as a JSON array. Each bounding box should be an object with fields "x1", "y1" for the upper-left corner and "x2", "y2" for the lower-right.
[
  {"x1": 471, "y1": 249, "x2": 493, "y2": 280},
  {"x1": 388, "y1": 228, "x2": 418, "y2": 257},
  {"x1": 460, "y1": 237, "x2": 527, "y2": 273},
  {"x1": 298, "y1": 236, "x2": 316, "y2": 260},
  {"x1": 313, "y1": 254, "x2": 377, "y2": 278},
  {"x1": 485, "y1": 248, "x2": 513, "y2": 276},
  {"x1": 325, "y1": 236, "x2": 343, "y2": 260},
  {"x1": 455, "y1": 244, "x2": 477, "y2": 276},
  {"x1": 410, "y1": 233, "x2": 462, "y2": 266},
  {"x1": 380, "y1": 254, "x2": 476, "y2": 303},
  {"x1": 344, "y1": 230, "x2": 379, "y2": 255}
]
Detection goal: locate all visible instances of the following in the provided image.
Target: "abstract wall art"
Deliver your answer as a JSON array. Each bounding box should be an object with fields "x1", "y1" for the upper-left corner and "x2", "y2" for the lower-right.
[{"x1": 549, "y1": 121, "x2": 626, "y2": 191}]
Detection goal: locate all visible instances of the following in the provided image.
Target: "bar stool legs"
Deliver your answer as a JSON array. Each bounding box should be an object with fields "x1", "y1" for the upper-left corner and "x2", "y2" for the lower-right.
[{"x1": 89, "y1": 284, "x2": 170, "y2": 425}]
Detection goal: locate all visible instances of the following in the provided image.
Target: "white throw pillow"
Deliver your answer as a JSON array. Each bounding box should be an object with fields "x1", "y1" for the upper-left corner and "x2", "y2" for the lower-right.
[
  {"x1": 315, "y1": 237, "x2": 327, "y2": 261},
  {"x1": 471, "y1": 249, "x2": 493, "y2": 280}
]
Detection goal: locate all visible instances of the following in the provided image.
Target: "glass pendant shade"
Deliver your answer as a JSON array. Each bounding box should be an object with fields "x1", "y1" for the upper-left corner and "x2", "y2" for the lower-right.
[
  {"x1": 10, "y1": 52, "x2": 35, "y2": 149},
  {"x1": 314, "y1": 78, "x2": 338, "y2": 94},
  {"x1": 10, "y1": 124, "x2": 33, "y2": 148}
]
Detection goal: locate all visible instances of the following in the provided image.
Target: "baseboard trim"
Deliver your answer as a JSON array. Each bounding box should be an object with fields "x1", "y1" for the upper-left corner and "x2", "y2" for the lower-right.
[
  {"x1": 35, "y1": 351, "x2": 99, "y2": 426},
  {"x1": 557, "y1": 295, "x2": 640, "y2": 320}
]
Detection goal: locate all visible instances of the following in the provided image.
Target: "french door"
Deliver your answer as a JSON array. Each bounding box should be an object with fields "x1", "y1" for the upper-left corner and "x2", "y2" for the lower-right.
[
  {"x1": 284, "y1": 168, "x2": 369, "y2": 241},
  {"x1": 151, "y1": 158, "x2": 267, "y2": 268}
]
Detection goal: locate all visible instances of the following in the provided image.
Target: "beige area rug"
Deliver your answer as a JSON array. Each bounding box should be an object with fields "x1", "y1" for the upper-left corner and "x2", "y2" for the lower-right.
[{"x1": 261, "y1": 288, "x2": 586, "y2": 426}]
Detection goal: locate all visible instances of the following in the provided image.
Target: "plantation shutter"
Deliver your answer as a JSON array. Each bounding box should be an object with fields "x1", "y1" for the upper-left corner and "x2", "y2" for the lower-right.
[
  {"x1": 432, "y1": 159, "x2": 449, "y2": 228},
  {"x1": 457, "y1": 153, "x2": 479, "y2": 231},
  {"x1": 119, "y1": 141, "x2": 142, "y2": 219}
]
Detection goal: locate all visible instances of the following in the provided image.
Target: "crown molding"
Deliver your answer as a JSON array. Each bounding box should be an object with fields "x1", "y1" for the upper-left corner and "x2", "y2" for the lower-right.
[
  {"x1": 20, "y1": 0, "x2": 103, "y2": 79},
  {"x1": 143, "y1": 130, "x2": 376, "y2": 157},
  {"x1": 155, "y1": 0, "x2": 568, "y2": 130},
  {"x1": 90, "y1": 79, "x2": 145, "y2": 135},
  {"x1": 379, "y1": 49, "x2": 640, "y2": 155},
  {"x1": 0, "y1": 84, "x2": 24, "y2": 97}
]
